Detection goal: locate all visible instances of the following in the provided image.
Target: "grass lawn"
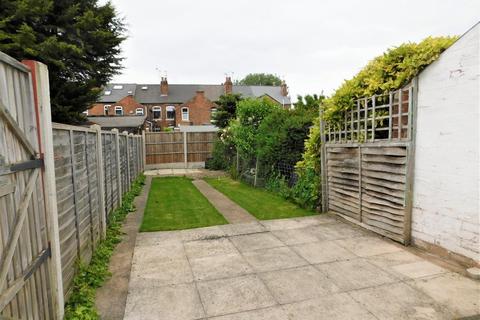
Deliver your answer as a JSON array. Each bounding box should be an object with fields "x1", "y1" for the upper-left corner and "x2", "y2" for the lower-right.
[
  {"x1": 204, "y1": 176, "x2": 317, "y2": 220},
  {"x1": 140, "y1": 177, "x2": 228, "y2": 231}
]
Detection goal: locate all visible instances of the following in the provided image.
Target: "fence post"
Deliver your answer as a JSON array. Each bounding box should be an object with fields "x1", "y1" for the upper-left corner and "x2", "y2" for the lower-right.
[
  {"x1": 92, "y1": 125, "x2": 107, "y2": 238},
  {"x1": 112, "y1": 129, "x2": 122, "y2": 205},
  {"x1": 142, "y1": 131, "x2": 146, "y2": 171},
  {"x1": 31, "y1": 61, "x2": 65, "y2": 319},
  {"x1": 319, "y1": 108, "x2": 328, "y2": 212},
  {"x1": 183, "y1": 131, "x2": 188, "y2": 169},
  {"x1": 124, "y1": 131, "x2": 131, "y2": 186}
]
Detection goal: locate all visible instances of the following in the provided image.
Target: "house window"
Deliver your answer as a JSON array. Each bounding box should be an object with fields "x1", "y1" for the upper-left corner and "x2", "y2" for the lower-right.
[
  {"x1": 83, "y1": 110, "x2": 88, "y2": 116},
  {"x1": 104, "y1": 90, "x2": 111, "y2": 95},
  {"x1": 114, "y1": 106, "x2": 123, "y2": 115},
  {"x1": 166, "y1": 106, "x2": 175, "y2": 120},
  {"x1": 152, "y1": 106, "x2": 161, "y2": 119},
  {"x1": 136, "y1": 107, "x2": 144, "y2": 116},
  {"x1": 181, "y1": 107, "x2": 189, "y2": 121},
  {"x1": 210, "y1": 108, "x2": 217, "y2": 123},
  {"x1": 113, "y1": 85, "x2": 123, "y2": 89},
  {"x1": 104, "y1": 105, "x2": 111, "y2": 115}
]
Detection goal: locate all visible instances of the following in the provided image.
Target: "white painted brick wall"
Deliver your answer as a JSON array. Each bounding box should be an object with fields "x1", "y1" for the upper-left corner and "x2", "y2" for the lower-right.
[{"x1": 412, "y1": 23, "x2": 480, "y2": 263}]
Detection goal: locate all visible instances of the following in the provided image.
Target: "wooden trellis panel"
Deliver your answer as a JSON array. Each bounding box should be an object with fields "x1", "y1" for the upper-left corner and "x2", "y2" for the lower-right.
[{"x1": 322, "y1": 87, "x2": 416, "y2": 244}]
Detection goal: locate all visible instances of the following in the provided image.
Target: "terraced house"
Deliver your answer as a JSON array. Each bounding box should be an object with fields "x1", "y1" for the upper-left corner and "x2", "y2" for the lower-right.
[{"x1": 88, "y1": 76, "x2": 291, "y2": 132}]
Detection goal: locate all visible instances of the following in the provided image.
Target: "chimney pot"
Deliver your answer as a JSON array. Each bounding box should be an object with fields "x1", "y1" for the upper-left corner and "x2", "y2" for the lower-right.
[{"x1": 280, "y1": 81, "x2": 288, "y2": 97}]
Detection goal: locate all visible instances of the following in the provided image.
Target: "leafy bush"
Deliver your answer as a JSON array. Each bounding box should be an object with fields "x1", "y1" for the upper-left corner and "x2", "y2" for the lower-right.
[
  {"x1": 291, "y1": 167, "x2": 319, "y2": 210},
  {"x1": 206, "y1": 138, "x2": 235, "y2": 170},
  {"x1": 64, "y1": 174, "x2": 145, "y2": 319},
  {"x1": 323, "y1": 36, "x2": 457, "y2": 122}
]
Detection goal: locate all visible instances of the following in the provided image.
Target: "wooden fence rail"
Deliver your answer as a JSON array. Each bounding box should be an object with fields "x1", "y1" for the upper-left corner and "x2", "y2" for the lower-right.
[{"x1": 0, "y1": 53, "x2": 144, "y2": 319}]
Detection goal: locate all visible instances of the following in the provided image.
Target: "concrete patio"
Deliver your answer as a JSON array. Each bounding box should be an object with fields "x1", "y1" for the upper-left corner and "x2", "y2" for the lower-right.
[{"x1": 124, "y1": 215, "x2": 479, "y2": 320}]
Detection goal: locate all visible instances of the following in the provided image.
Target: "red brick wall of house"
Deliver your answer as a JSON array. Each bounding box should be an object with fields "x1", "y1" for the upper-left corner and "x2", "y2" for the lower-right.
[
  {"x1": 181, "y1": 91, "x2": 216, "y2": 126},
  {"x1": 88, "y1": 95, "x2": 145, "y2": 116}
]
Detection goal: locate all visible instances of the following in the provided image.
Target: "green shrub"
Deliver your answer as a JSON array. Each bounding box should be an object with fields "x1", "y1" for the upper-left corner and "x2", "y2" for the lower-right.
[
  {"x1": 206, "y1": 139, "x2": 235, "y2": 170},
  {"x1": 64, "y1": 174, "x2": 145, "y2": 319},
  {"x1": 291, "y1": 167, "x2": 319, "y2": 210}
]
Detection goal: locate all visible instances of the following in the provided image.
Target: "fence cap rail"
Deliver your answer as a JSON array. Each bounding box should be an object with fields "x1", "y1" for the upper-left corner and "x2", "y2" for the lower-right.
[
  {"x1": 52, "y1": 122, "x2": 97, "y2": 133},
  {"x1": 0, "y1": 51, "x2": 31, "y2": 73}
]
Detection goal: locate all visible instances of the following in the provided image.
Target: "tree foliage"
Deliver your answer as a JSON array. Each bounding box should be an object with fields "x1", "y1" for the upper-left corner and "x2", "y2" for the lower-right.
[
  {"x1": 236, "y1": 73, "x2": 282, "y2": 86},
  {"x1": 0, "y1": 0, "x2": 126, "y2": 123},
  {"x1": 212, "y1": 93, "x2": 243, "y2": 128},
  {"x1": 230, "y1": 97, "x2": 279, "y2": 158},
  {"x1": 294, "y1": 93, "x2": 326, "y2": 119}
]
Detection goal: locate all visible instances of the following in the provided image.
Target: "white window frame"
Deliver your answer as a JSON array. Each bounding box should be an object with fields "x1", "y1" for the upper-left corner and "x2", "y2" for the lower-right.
[
  {"x1": 135, "y1": 107, "x2": 144, "y2": 116},
  {"x1": 181, "y1": 107, "x2": 189, "y2": 121},
  {"x1": 152, "y1": 106, "x2": 161, "y2": 119},
  {"x1": 166, "y1": 106, "x2": 175, "y2": 120},
  {"x1": 104, "y1": 90, "x2": 111, "y2": 95},
  {"x1": 210, "y1": 107, "x2": 217, "y2": 123},
  {"x1": 114, "y1": 106, "x2": 123, "y2": 115},
  {"x1": 83, "y1": 110, "x2": 88, "y2": 116},
  {"x1": 104, "y1": 105, "x2": 111, "y2": 115}
]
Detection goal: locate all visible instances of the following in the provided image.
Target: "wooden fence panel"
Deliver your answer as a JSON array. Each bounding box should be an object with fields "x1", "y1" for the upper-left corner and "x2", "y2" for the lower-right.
[
  {"x1": 323, "y1": 87, "x2": 415, "y2": 244},
  {"x1": 0, "y1": 53, "x2": 54, "y2": 319},
  {"x1": 145, "y1": 131, "x2": 217, "y2": 168}
]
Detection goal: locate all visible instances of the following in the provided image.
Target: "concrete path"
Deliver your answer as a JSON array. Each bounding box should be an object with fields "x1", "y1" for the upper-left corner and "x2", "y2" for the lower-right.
[
  {"x1": 95, "y1": 176, "x2": 151, "y2": 320},
  {"x1": 123, "y1": 215, "x2": 480, "y2": 320},
  {"x1": 192, "y1": 179, "x2": 257, "y2": 224}
]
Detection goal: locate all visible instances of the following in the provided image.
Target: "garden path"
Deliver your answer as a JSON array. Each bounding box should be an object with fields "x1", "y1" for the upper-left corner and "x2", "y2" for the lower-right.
[{"x1": 192, "y1": 179, "x2": 257, "y2": 223}]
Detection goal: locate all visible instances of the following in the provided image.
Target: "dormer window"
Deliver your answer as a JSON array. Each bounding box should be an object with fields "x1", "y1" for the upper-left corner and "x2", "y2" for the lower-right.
[
  {"x1": 114, "y1": 106, "x2": 123, "y2": 115},
  {"x1": 136, "y1": 107, "x2": 144, "y2": 116}
]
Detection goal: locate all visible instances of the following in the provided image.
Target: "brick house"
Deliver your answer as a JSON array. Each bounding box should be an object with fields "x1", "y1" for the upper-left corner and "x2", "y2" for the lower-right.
[{"x1": 88, "y1": 77, "x2": 291, "y2": 131}]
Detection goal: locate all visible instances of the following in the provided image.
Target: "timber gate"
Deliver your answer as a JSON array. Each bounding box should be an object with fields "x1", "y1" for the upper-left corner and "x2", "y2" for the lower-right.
[
  {"x1": 0, "y1": 55, "x2": 60, "y2": 318},
  {"x1": 321, "y1": 85, "x2": 417, "y2": 244}
]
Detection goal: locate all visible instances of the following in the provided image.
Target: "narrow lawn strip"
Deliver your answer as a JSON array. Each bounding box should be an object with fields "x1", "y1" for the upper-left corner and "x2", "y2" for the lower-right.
[
  {"x1": 140, "y1": 177, "x2": 228, "y2": 231},
  {"x1": 204, "y1": 176, "x2": 317, "y2": 220}
]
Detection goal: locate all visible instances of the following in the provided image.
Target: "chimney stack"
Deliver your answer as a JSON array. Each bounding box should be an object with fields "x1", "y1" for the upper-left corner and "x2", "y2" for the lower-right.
[
  {"x1": 160, "y1": 77, "x2": 168, "y2": 96},
  {"x1": 224, "y1": 76, "x2": 233, "y2": 94},
  {"x1": 280, "y1": 81, "x2": 288, "y2": 97}
]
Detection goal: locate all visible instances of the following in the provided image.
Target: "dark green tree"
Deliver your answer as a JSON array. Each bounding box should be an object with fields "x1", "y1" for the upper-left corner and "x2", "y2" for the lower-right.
[
  {"x1": 212, "y1": 93, "x2": 243, "y2": 128},
  {"x1": 236, "y1": 73, "x2": 282, "y2": 86},
  {"x1": 0, "y1": 0, "x2": 126, "y2": 123}
]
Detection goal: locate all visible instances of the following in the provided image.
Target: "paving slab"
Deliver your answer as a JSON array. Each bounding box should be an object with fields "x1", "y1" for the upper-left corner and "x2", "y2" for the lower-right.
[
  {"x1": 230, "y1": 232, "x2": 284, "y2": 252},
  {"x1": 124, "y1": 283, "x2": 205, "y2": 320},
  {"x1": 181, "y1": 225, "x2": 226, "y2": 241},
  {"x1": 308, "y1": 222, "x2": 367, "y2": 240},
  {"x1": 190, "y1": 253, "x2": 254, "y2": 281},
  {"x1": 192, "y1": 179, "x2": 257, "y2": 223},
  {"x1": 335, "y1": 235, "x2": 402, "y2": 257},
  {"x1": 272, "y1": 227, "x2": 320, "y2": 245},
  {"x1": 409, "y1": 272, "x2": 480, "y2": 317},
  {"x1": 349, "y1": 282, "x2": 452, "y2": 319},
  {"x1": 242, "y1": 246, "x2": 308, "y2": 272},
  {"x1": 282, "y1": 293, "x2": 377, "y2": 320},
  {"x1": 208, "y1": 306, "x2": 290, "y2": 320},
  {"x1": 184, "y1": 237, "x2": 238, "y2": 259},
  {"x1": 220, "y1": 221, "x2": 266, "y2": 236},
  {"x1": 130, "y1": 258, "x2": 193, "y2": 288},
  {"x1": 260, "y1": 216, "x2": 325, "y2": 231},
  {"x1": 292, "y1": 240, "x2": 356, "y2": 264},
  {"x1": 197, "y1": 274, "x2": 276, "y2": 317},
  {"x1": 390, "y1": 260, "x2": 448, "y2": 280},
  {"x1": 259, "y1": 265, "x2": 339, "y2": 304},
  {"x1": 316, "y1": 258, "x2": 398, "y2": 291}
]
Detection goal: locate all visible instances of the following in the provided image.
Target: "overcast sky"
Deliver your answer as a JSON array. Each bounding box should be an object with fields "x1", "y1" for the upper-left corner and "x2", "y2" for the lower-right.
[{"x1": 109, "y1": 0, "x2": 480, "y2": 99}]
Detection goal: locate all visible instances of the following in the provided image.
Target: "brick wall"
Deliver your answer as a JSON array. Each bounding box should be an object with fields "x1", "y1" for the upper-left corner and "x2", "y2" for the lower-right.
[
  {"x1": 88, "y1": 95, "x2": 144, "y2": 116},
  {"x1": 412, "y1": 24, "x2": 479, "y2": 264}
]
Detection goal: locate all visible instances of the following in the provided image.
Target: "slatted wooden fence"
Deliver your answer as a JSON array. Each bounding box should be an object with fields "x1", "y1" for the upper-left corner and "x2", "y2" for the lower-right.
[
  {"x1": 0, "y1": 52, "x2": 144, "y2": 319},
  {"x1": 145, "y1": 131, "x2": 216, "y2": 169},
  {"x1": 320, "y1": 87, "x2": 416, "y2": 244}
]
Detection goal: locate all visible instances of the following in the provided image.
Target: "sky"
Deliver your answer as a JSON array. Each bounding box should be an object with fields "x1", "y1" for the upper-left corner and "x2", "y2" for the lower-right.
[{"x1": 109, "y1": 0, "x2": 480, "y2": 99}]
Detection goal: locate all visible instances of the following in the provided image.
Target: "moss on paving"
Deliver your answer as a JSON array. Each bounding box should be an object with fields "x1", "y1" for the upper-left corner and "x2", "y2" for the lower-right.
[
  {"x1": 204, "y1": 176, "x2": 317, "y2": 220},
  {"x1": 140, "y1": 177, "x2": 228, "y2": 232}
]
